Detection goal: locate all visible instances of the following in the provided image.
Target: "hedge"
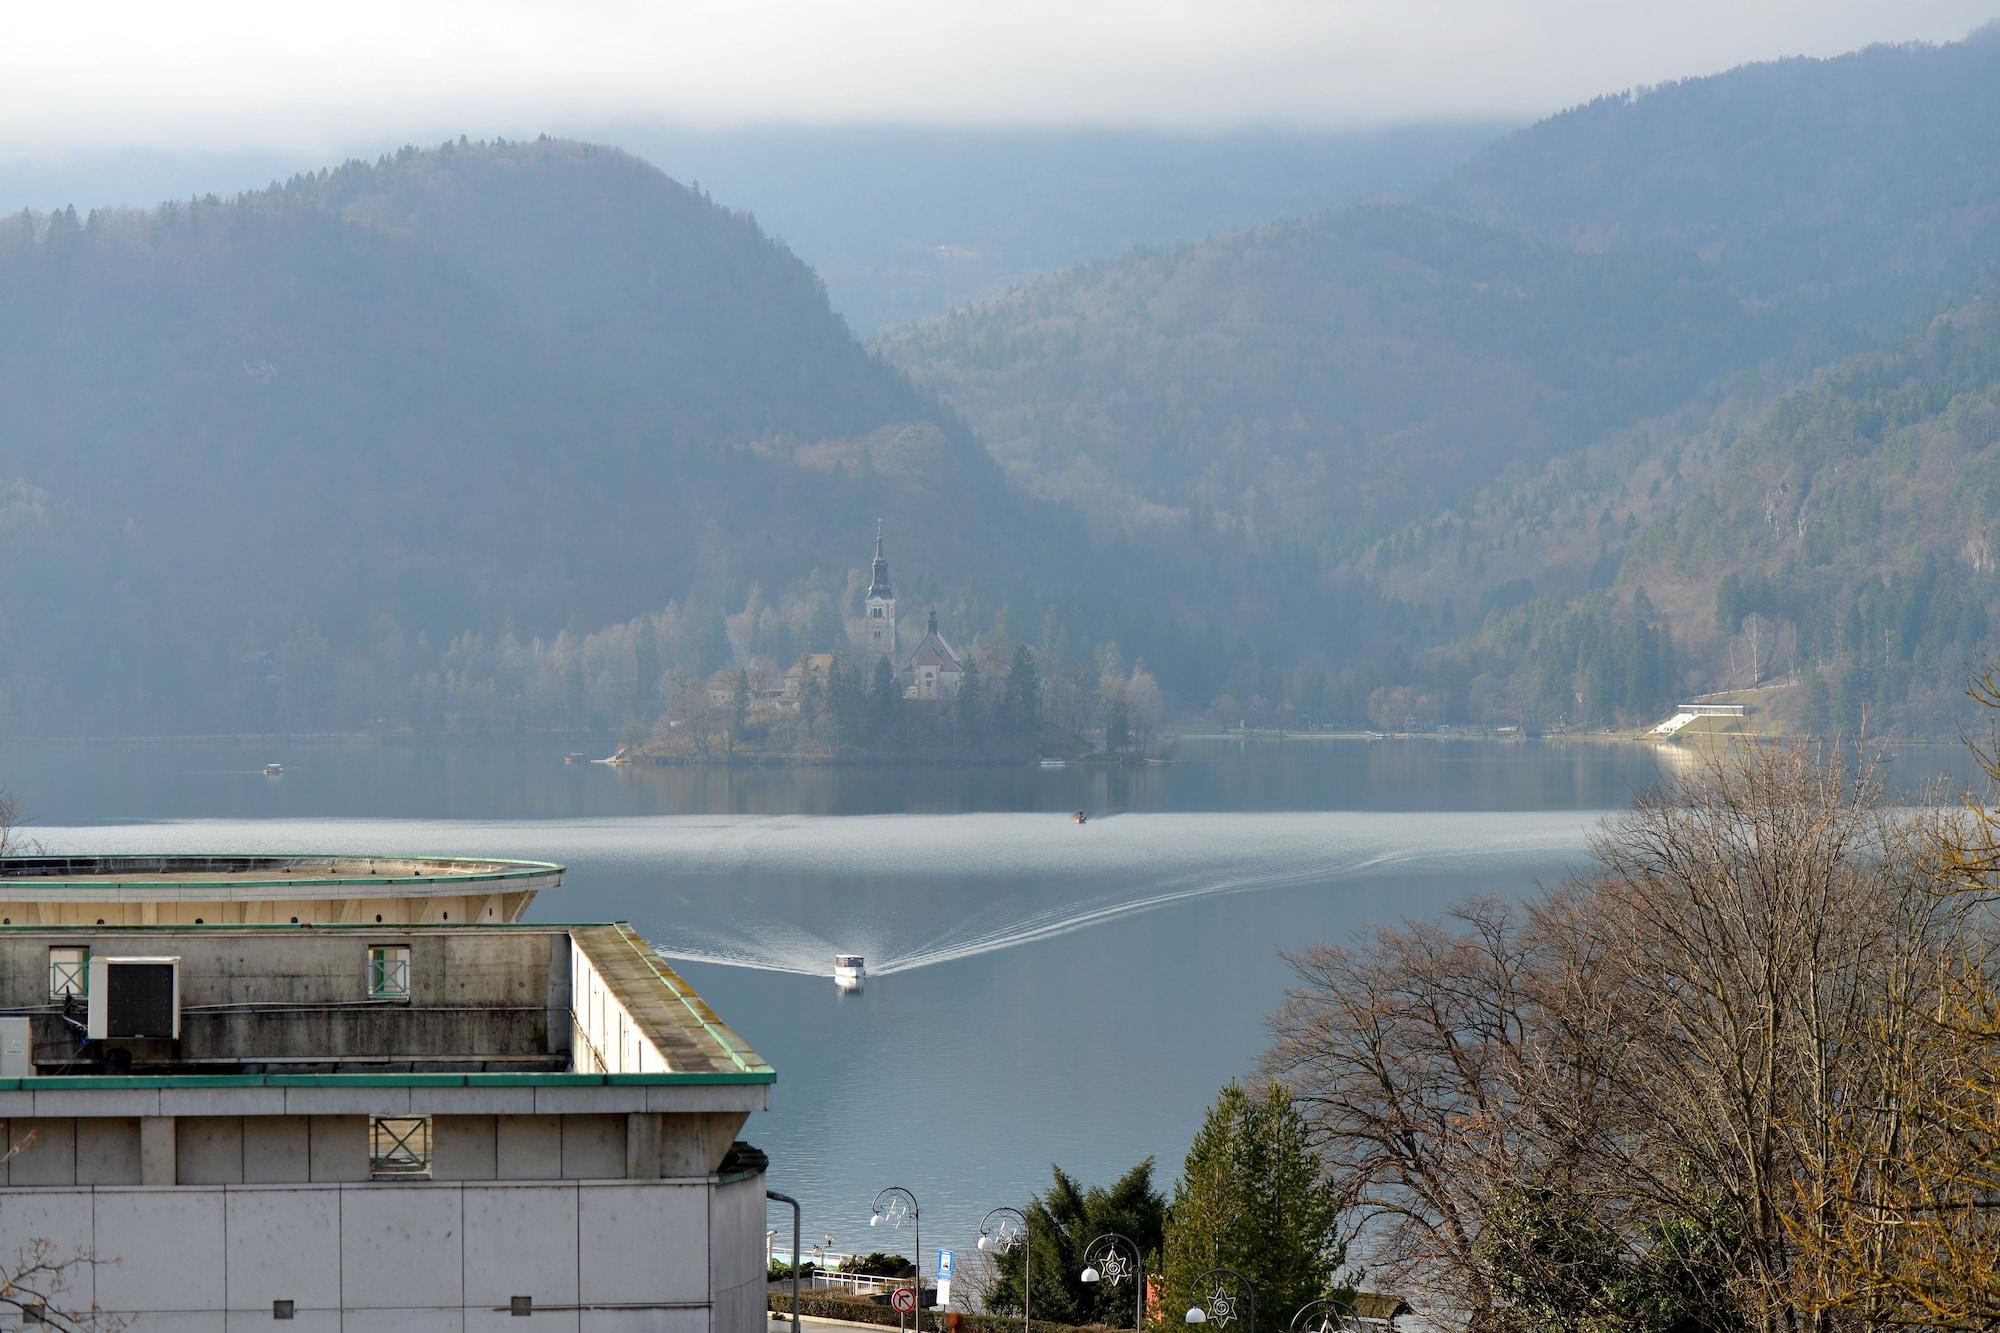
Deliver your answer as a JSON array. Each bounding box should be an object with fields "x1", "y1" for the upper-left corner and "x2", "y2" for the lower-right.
[{"x1": 767, "y1": 1289, "x2": 1104, "y2": 1333}]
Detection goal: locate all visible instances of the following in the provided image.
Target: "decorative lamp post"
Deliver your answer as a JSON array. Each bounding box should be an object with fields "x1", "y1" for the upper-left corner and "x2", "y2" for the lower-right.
[
  {"x1": 870, "y1": 1186, "x2": 922, "y2": 1311},
  {"x1": 1079, "y1": 1232, "x2": 1145, "y2": 1332},
  {"x1": 1184, "y1": 1266, "x2": 1256, "y2": 1333},
  {"x1": 977, "y1": 1205, "x2": 1031, "y2": 1333},
  {"x1": 1288, "y1": 1298, "x2": 1355, "y2": 1333}
]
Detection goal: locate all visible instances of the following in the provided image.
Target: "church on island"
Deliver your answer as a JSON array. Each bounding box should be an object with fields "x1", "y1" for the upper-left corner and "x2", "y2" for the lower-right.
[{"x1": 861, "y1": 526, "x2": 965, "y2": 701}]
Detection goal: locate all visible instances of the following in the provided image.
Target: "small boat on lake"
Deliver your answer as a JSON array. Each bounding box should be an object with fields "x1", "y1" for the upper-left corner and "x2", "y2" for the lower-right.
[
  {"x1": 262, "y1": 762, "x2": 284, "y2": 778},
  {"x1": 565, "y1": 752, "x2": 589, "y2": 765},
  {"x1": 834, "y1": 954, "x2": 866, "y2": 993}
]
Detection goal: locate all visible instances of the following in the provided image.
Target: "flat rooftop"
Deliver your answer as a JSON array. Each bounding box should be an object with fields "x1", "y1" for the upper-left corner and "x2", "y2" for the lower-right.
[
  {"x1": 0, "y1": 854, "x2": 561, "y2": 888},
  {"x1": 0, "y1": 854, "x2": 562, "y2": 925},
  {"x1": 0, "y1": 921, "x2": 768, "y2": 1089}
]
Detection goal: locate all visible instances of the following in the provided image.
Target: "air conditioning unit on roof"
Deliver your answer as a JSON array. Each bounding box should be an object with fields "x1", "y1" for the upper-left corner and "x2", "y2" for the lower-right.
[{"x1": 86, "y1": 956, "x2": 182, "y2": 1041}]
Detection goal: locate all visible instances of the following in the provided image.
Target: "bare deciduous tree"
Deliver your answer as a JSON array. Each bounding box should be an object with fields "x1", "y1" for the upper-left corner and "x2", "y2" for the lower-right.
[
  {"x1": 0, "y1": 789, "x2": 24, "y2": 857},
  {"x1": 1264, "y1": 901, "x2": 1548, "y2": 1322},
  {"x1": 1266, "y1": 745, "x2": 1966, "y2": 1333},
  {"x1": 0, "y1": 1127, "x2": 126, "y2": 1329}
]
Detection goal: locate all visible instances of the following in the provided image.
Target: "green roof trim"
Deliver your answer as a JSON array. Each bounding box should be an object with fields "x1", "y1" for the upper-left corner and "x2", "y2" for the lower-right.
[
  {"x1": 3, "y1": 1070, "x2": 773, "y2": 1090},
  {"x1": 609, "y1": 922, "x2": 769, "y2": 1075}
]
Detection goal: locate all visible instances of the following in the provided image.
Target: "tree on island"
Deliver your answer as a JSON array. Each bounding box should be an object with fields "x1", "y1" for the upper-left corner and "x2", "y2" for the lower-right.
[
  {"x1": 867, "y1": 656, "x2": 901, "y2": 743},
  {"x1": 1002, "y1": 645, "x2": 1040, "y2": 740},
  {"x1": 955, "y1": 659, "x2": 984, "y2": 743},
  {"x1": 1160, "y1": 1082, "x2": 1349, "y2": 1327}
]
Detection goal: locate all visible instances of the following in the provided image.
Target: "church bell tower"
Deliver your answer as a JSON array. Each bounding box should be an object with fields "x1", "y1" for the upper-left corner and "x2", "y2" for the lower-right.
[{"x1": 865, "y1": 523, "x2": 898, "y2": 660}]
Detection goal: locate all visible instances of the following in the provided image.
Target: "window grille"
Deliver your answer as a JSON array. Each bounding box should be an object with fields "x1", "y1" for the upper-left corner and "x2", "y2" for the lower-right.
[
  {"x1": 369, "y1": 1116, "x2": 432, "y2": 1178},
  {"x1": 367, "y1": 945, "x2": 411, "y2": 999},
  {"x1": 48, "y1": 947, "x2": 88, "y2": 1000}
]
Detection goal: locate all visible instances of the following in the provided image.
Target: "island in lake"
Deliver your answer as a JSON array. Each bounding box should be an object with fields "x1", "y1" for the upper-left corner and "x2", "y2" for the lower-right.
[{"x1": 627, "y1": 528, "x2": 1160, "y2": 766}]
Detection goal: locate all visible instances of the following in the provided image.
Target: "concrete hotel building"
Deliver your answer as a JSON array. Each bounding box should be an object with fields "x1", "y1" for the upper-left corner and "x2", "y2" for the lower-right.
[{"x1": 0, "y1": 855, "x2": 773, "y2": 1332}]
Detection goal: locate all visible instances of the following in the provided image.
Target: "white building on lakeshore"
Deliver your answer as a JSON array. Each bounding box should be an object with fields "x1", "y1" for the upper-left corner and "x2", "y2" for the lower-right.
[{"x1": 0, "y1": 855, "x2": 773, "y2": 1332}]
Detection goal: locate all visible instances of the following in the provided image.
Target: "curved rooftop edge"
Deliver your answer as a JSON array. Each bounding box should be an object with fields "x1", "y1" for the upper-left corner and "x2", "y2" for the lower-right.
[
  {"x1": 0, "y1": 854, "x2": 562, "y2": 924},
  {"x1": 0, "y1": 853, "x2": 564, "y2": 890}
]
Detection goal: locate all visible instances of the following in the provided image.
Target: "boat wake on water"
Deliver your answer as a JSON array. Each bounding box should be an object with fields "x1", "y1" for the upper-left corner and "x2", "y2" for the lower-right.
[
  {"x1": 31, "y1": 809, "x2": 1608, "y2": 980},
  {"x1": 640, "y1": 809, "x2": 1608, "y2": 977}
]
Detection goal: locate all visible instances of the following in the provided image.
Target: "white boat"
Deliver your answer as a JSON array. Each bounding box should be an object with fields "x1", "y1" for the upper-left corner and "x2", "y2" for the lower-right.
[
  {"x1": 262, "y1": 763, "x2": 284, "y2": 778},
  {"x1": 1038, "y1": 758, "x2": 1067, "y2": 769},
  {"x1": 834, "y1": 954, "x2": 866, "y2": 993}
]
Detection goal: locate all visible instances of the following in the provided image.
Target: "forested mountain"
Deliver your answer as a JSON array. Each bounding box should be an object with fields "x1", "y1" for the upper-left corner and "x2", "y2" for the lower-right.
[
  {"x1": 1442, "y1": 24, "x2": 2000, "y2": 326},
  {"x1": 0, "y1": 140, "x2": 1097, "y2": 735},
  {"x1": 881, "y1": 28, "x2": 2000, "y2": 735},
  {"x1": 9, "y1": 28, "x2": 2000, "y2": 741},
  {"x1": 879, "y1": 203, "x2": 1792, "y2": 539},
  {"x1": 613, "y1": 123, "x2": 1507, "y2": 333},
  {"x1": 4, "y1": 125, "x2": 1506, "y2": 336}
]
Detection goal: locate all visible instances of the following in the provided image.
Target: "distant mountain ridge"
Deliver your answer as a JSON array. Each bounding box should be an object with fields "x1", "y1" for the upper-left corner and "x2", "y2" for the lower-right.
[
  {"x1": 10, "y1": 27, "x2": 2000, "y2": 740},
  {"x1": 0, "y1": 139, "x2": 1083, "y2": 734},
  {"x1": 879, "y1": 26, "x2": 2000, "y2": 733}
]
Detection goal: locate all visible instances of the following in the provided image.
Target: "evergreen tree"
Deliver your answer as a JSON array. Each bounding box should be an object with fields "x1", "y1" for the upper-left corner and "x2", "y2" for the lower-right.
[
  {"x1": 1715, "y1": 573, "x2": 1743, "y2": 638},
  {"x1": 956, "y1": 659, "x2": 984, "y2": 742},
  {"x1": 731, "y1": 668, "x2": 750, "y2": 740},
  {"x1": 799, "y1": 662, "x2": 825, "y2": 737},
  {"x1": 634, "y1": 626, "x2": 661, "y2": 719},
  {"x1": 1003, "y1": 645, "x2": 1041, "y2": 740},
  {"x1": 1802, "y1": 671, "x2": 1831, "y2": 735},
  {"x1": 827, "y1": 654, "x2": 865, "y2": 748},
  {"x1": 1161, "y1": 1083, "x2": 1348, "y2": 1331},
  {"x1": 980, "y1": 1160, "x2": 1166, "y2": 1326},
  {"x1": 867, "y1": 656, "x2": 900, "y2": 745}
]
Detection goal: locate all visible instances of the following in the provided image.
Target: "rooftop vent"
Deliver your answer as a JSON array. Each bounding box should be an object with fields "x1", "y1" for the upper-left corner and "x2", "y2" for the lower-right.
[{"x1": 86, "y1": 956, "x2": 182, "y2": 1041}]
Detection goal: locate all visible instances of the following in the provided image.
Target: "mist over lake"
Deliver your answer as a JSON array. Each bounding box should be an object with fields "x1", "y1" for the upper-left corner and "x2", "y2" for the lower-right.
[{"x1": 9, "y1": 735, "x2": 1982, "y2": 1247}]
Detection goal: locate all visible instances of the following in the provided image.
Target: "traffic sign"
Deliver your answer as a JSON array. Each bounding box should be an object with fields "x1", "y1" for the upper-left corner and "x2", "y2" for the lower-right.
[{"x1": 892, "y1": 1288, "x2": 917, "y2": 1314}]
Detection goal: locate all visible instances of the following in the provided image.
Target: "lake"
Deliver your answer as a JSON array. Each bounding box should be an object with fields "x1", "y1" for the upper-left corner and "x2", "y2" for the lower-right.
[{"x1": 0, "y1": 735, "x2": 1979, "y2": 1269}]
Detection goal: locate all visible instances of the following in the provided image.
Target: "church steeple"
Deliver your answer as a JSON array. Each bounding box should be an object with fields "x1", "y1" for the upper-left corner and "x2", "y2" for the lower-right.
[
  {"x1": 864, "y1": 522, "x2": 898, "y2": 659},
  {"x1": 867, "y1": 521, "x2": 893, "y2": 600}
]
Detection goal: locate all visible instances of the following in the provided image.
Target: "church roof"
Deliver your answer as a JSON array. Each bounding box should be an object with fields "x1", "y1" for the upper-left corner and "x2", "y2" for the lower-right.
[{"x1": 905, "y1": 611, "x2": 962, "y2": 672}]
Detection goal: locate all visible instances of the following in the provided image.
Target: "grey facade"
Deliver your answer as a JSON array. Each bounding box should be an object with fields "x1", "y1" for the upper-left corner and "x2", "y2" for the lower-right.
[{"x1": 0, "y1": 864, "x2": 774, "y2": 1333}]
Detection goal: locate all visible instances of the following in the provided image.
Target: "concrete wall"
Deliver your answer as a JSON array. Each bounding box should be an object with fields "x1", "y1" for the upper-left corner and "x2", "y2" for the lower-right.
[
  {"x1": 0, "y1": 930, "x2": 563, "y2": 1066},
  {"x1": 1, "y1": 1114, "x2": 694, "y2": 1187},
  {"x1": 0, "y1": 1174, "x2": 763, "y2": 1332},
  {"x1": 572, "y1": 942, "x2": 669, "y2": 1075}
]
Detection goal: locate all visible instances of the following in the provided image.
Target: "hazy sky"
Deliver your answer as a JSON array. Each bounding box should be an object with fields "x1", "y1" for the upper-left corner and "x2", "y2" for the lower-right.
[{"x1": 4, "y1": 1, "x2": 1996, "y2": 159}]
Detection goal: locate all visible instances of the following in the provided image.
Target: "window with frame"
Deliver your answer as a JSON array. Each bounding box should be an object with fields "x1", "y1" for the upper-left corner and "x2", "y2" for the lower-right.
[
  {"x1": 48, "y1": 946, "x2": 88, "y2": 1000},
  {"x1": 367, "y1": 944, "x2": 411, "y2": 1000},
  {"x1": 369, "y1": 1116, "x2": 432, "y2": 1178}
]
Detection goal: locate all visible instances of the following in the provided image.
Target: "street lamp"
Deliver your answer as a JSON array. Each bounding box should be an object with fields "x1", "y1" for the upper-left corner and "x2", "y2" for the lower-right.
[
  {"x1": 1079, "y1": 1232, "x2": 1145, "y2": 1333},
  {"x1": 1288, "y1": 1298, "x2": 1356, "y2": 1333},
  {"x1": 870, "y1": 1186, "x2": 922, "y2": 1312},
  {"x1": 1184, "y1": 1267, "x2": 1256, "y2": 1333},
  {"x1": 977, "y1": 1206, "x2": 1031, "y2": 1333}
]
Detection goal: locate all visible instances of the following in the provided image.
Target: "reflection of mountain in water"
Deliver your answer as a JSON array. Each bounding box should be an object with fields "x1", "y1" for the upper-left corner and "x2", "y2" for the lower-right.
[{"x1": 36, "y1": 810, "x2": 1607, "y2": 977}]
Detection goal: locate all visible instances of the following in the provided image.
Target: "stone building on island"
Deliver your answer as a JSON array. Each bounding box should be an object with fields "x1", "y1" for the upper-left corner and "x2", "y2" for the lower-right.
[
  {"x1": 0, "y1": 854, "x2": 772, "y2": 1331},
  {"x1": 853, "y1": 529, "x2": 965, "y2": 702},
  {"x1": 863, "y1": 524, "x2": 897, "y2": 661},
  {"x1": 903, "y1": 610, "x2": 965, "y2": 702}
]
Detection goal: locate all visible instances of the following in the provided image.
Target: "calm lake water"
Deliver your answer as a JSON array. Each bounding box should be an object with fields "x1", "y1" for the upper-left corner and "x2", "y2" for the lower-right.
[{"x1": 0, "y1": 735, "x2": 1981, "y2": 1268}]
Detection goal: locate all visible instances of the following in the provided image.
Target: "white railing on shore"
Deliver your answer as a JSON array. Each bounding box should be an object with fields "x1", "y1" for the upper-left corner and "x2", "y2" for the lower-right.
[
  {"x1": 767, "y1": 1246, "x2": 914, "y2": 1297},
  {"x1": 810, "y1": 1271, "x2": 905, "y2": 1296}
]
